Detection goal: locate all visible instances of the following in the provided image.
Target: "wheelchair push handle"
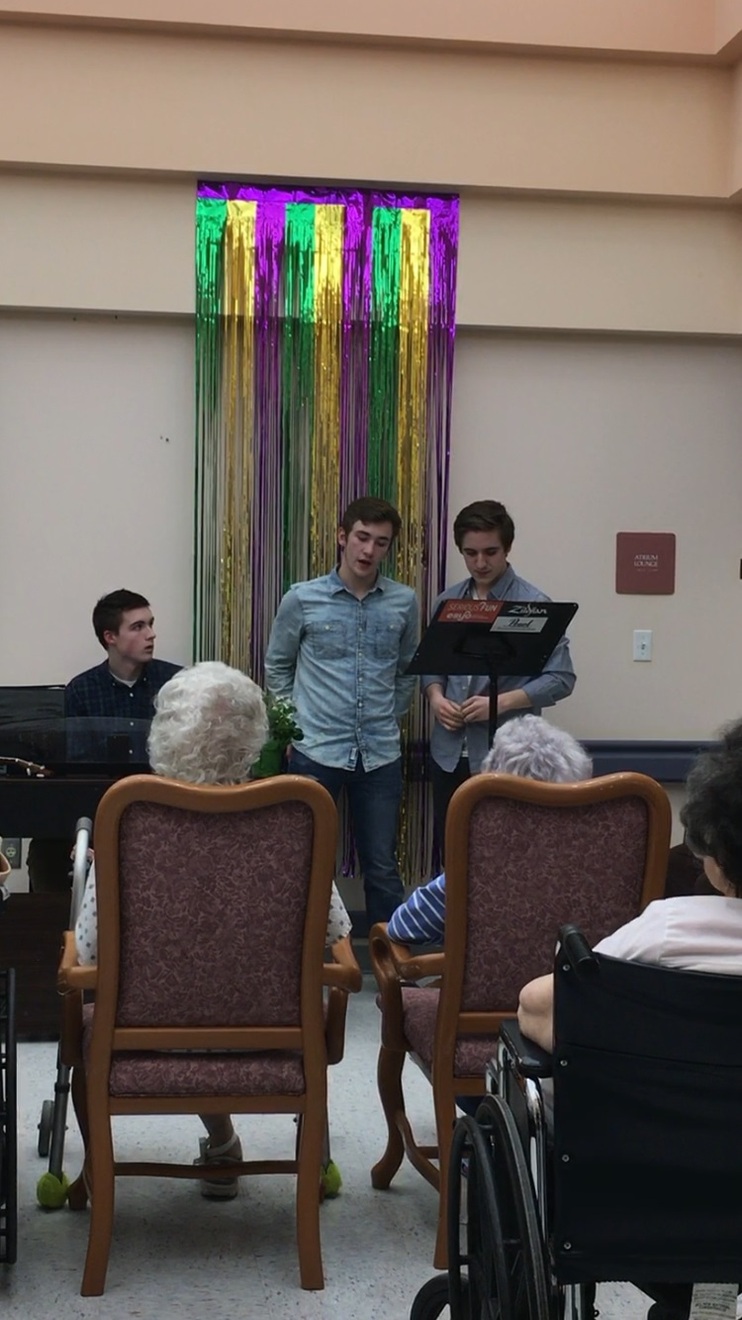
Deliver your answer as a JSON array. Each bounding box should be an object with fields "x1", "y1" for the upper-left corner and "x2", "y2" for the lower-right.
[
  {"x1": 558, "y1": 924, "x2": 598, "y2": 975},
  {"x1": 70, "y1": 817, "x2": 93, "y2": 927}
]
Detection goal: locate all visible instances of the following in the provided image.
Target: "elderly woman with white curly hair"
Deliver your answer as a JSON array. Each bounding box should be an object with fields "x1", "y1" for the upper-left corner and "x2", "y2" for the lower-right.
[
  {"x1": 386, "y1": 714, "x2": 592, "y2": 948},
  {"x1": 74, "y1": 660, "x2": 352, "y2": 1198}
]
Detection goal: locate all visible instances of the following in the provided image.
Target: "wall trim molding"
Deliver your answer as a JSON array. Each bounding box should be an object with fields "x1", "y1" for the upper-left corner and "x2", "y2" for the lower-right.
[{"x1": 583, "y1": 739, "x2": 708, "y2": 781}]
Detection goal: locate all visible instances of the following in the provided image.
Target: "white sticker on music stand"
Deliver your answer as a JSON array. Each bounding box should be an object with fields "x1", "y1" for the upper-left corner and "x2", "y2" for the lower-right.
[
  {"x1": 689, "y1": 1283, "x2": 738, "y2": 1320},
  {"x1": 490, "y1": 616, "x2": 547, "y2": 634}
]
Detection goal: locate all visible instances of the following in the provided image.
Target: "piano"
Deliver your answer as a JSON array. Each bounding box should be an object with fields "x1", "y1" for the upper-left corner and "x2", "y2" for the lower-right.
[
  {"x1": 0, "y1": 685, "x2": 152, "y2": 1037},
  {"x1": 0, "y1": 684, "x2": 151, "y2": 838}
]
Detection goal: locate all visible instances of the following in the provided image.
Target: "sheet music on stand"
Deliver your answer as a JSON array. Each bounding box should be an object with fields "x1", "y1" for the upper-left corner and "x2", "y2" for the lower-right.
[{"x1": 406, "y1": 598, "x2": 578, "y2": 745}]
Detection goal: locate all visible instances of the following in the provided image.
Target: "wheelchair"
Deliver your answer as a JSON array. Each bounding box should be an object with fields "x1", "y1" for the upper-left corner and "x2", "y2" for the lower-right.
[
  {"x1": 0, "y1": 966, "x2": 17, "y2": 1264},
  {"x1": 411, "y1": 925, "x2": 742, "y2": 1320}
]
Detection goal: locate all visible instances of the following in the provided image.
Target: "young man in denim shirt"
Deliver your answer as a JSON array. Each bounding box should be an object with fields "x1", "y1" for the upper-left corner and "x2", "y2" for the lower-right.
[
  {"x1": 265, "y1": 497, "x2": 419, "y2": 928},
  {"x1": 425, "y1": 500, "x2": 576, "y2": 853}
]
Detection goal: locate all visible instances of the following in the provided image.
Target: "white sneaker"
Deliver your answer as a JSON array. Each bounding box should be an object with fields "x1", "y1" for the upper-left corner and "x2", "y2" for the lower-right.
[{"x1": 194, "y1": 1133, "x2": 242, "y2": 1200}]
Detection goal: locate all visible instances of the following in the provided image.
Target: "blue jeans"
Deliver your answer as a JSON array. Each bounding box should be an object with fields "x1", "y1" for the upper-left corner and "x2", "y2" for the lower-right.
[{"x1": 289, "y1": 748, "x2": 405, "y2": 929}]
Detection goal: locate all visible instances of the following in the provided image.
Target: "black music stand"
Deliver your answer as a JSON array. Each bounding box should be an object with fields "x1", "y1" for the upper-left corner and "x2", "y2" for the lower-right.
[{"x1": 407, "y1": 598, "x2": 578, "y2": 745}]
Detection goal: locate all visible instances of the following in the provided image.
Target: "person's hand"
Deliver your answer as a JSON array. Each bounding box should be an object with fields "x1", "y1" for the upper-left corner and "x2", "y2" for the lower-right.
[
  {"x1": 460, "y1": 695, "x2": 489, "y2": 724},
  {"x1": 430, "y1": 693, "x2": 465, "y2": 731}
]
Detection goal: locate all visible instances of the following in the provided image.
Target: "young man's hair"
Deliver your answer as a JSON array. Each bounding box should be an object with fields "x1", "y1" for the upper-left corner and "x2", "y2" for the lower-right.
[
  {"x1": 453, "y1": 500, "x2": 515, "y2": 553},
  {"x1": 681, "y1": 719, "x2": 742, "y2": 897},
  {"x1": 92, "y1": 589, "x2": 150, "y2": 649},
  {"x1": 340, "y1": 497, "x2": 401, "y2": 539},
  {"x1": 482, "y1": 714, "x2": 592, "y2": 783}
]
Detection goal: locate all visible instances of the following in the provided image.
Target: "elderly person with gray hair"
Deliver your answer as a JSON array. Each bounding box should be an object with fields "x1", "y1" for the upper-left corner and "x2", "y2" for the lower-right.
[
  {"x1": 386, "y1": 715, "x2": 592, "y2": 947},
  {"x1": 74, "y1": 660, "x2": 351, "y2": 1198}
]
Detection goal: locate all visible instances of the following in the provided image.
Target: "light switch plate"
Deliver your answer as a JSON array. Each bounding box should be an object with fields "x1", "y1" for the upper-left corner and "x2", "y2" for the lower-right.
[{"x1": 633, "y1": 630, "x2": 652, "y2": 661}]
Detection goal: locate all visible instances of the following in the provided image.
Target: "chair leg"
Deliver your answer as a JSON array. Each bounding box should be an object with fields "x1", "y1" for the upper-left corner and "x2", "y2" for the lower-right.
[
  {"x1": 371, "y1": 1044, "x2": 406, "y2": 1189},
  {"x1": 67, "y1": 1065, "x2": 90, "y2": 1212},
  {"x1": 81, "y1": 1117, "x2": 115, "y2": 1296},
  {"x1": 433, "y1": 1091, "x2": 456, "y2": 1271},
  {"x1": 295, "y1": 1102, "x2": 325, "y2": 1290}
]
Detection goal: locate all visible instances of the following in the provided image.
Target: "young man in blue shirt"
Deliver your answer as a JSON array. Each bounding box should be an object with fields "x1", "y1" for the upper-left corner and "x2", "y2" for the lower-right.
[
  {"x1": 425, "y1": 500, "x2": 577, "y2": 854},
  {"x1": 265, "y1": 497, "x2": 419, "y2": 929}
]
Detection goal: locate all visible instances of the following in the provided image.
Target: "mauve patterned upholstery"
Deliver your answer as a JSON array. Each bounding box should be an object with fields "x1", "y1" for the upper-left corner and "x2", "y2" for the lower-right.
[
  {"x1": 81, "y1": 1002, "x2": 304, "y2": 1094},
  {"x1": 401, "y1": 987, "x2": 498, "y2": 1077},
  {"x1": 111, "y1": 799, "x2": 314, "y2": 1027},
  {"x1": 395, "y1": 794, "x2": 652, "y2": 1080},
  {"x1": 457, "y1": 795, "x2": 650, "y2": 1012},
  {"x1": 107, "y1": 1051, "x2": 304, "y2": 1098}
]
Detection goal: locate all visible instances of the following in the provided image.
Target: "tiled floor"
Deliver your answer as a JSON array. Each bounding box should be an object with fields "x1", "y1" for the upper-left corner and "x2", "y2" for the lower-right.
[{"x1": 2, "y1": 983, "x2": 650, "y2": 1319}]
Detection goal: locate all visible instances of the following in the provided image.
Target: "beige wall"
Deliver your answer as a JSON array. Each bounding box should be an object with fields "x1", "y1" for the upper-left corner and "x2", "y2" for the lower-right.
[
  {"x1": 458, "y1": 197, "x2": 742, "y2": 335},
  {"x1": 449, "y1": 334, "x2": 742, "y2": 743},
  {"x1": 0, "y1": 25, "x2": 735, "y2": 199},
  {"x1": 5, "y1": 174, "x2": 742, "y2": 337},
  {"x1": 0, "y1": 175, "x2": 195, "y2": 317},
  {"x1": 0, "y1": 0, "x2": 723, "y2": 57},
  {"x1": 0, "y1": 315, "x2": 195, "y2": 682},
  {"x1": 717, "y1": 0, "x2": 742, "y2": 51}
]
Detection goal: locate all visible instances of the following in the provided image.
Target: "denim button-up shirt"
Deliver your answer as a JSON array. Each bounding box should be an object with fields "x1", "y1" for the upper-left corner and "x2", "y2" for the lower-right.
[
  {"x1": 424, "y1": 565, "x2": 576, "y2": 773},
  {"x1": 265, "y1": 568, "x2": 419, "y2": 771}
]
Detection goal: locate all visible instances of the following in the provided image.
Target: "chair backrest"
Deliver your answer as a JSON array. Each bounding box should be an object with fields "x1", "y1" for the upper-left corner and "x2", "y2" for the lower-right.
[
  {"x1": 443, "y1": 772, "x2": 670, "y2": 1015},
  {"x1": 552, "y1": 937, "x2": 742, "y2": 1284},
  {"x1": 91, "y1": 774, "x2": 337, "y2": 1049}
]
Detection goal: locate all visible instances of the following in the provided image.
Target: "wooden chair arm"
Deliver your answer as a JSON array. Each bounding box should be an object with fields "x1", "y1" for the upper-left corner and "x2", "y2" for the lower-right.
[
  {"x1": 321, "y1": 936, "x2": 362, "y2": 1065},
  {"x1": 370, "y1": 923, "x2": 446, "y2": 983},
  {"x1": 322, "y1": 934, "x2": 363, "y2": 993},
  {"x1": 325, "y1": 986, "x2": 348, "y2": 1066},
  {"x1": 60, "y1": 986, "x2": 85, "y2": 1067},
  {"x1": 58, "y1": 930, "x2": 98, "y2": 992},
  {"x1": 369, "y1": 923, "x2": 446, "y2": 1052}
]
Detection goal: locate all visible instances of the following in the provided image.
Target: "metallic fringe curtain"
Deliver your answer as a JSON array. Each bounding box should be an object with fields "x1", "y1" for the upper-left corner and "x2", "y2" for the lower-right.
[{"x1": 194, "y1": 183, "x2": 459, "y2": 886}]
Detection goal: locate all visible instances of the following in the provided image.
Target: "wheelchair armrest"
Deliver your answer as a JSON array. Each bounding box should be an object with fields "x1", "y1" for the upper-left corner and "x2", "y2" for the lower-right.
[
  {"x1": 369, "y1": 922, "x2": 445, "y2": 1052},
  {"x1": 558, "y1": 923, "x2": 598, "y2": 974},
  {"x1": 500, "y1": 1017, "x2": 554, "y2": 1079}
]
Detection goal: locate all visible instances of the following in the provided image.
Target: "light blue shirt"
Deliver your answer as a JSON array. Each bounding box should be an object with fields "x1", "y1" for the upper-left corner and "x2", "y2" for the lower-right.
[
  {"x1": 424, "y1": 565, "x2": 576, "y2": 773},
  {"x1": 264, "y1": 568, "x2": 419, "y2": 772}
]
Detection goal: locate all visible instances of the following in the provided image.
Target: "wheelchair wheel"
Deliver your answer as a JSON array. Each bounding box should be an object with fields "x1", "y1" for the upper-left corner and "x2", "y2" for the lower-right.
[
  {"x1": 409, "y1": 1273, "x2": 463, "y2": 1319},
  {"x1": 476, "y1": 1095, "x2": 549, "y2": 1320},
  {"x1": 448, "y1": 1099, "x2": 550, "y2": 1320},
  {"x1": 447, "y1": 1114, "x2": 513, "y2": 1319},
  {"x1": 0, "y1": 969, "x2": 17, "y2": 1264},
  {"x1": 37, "y1": 1099, "x2": 54, "y2": 1159}
]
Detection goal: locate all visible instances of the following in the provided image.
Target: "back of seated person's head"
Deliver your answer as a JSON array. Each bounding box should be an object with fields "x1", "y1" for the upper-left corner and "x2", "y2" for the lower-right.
[
  {"x1": 147, "y1": 661, "x2": 268, "y2": 785},
  {"x1": 481, "y1": 714, "x2": 592, "y2": 784},
  {"x1": 681, "y1": 718, "x2": 742, "y2": 898}
]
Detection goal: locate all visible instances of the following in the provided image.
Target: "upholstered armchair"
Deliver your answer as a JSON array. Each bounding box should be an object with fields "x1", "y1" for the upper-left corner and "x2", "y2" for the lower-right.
[
  {"x1": 58, "y1": 773, "x2": 361, "y2": 1295},
  {"x1": 370, "y1": 771, "x2": 671, "y2": 1268}
]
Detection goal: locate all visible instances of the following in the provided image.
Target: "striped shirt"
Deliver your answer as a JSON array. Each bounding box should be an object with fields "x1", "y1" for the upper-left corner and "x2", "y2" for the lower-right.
[{"x1": 387, "y1": 873, "x2": 447, "y2": 945}]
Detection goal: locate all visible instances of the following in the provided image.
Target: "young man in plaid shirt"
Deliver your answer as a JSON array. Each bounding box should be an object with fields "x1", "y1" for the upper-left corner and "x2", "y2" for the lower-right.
[{"x1": 27, "y1": 590, "x2": 180, "y2": 891}]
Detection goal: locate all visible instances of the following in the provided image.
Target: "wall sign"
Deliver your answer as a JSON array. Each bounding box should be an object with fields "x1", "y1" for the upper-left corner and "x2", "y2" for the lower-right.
[{"x1": 616, "y1": 532, "x2": 676, "y2": 594}]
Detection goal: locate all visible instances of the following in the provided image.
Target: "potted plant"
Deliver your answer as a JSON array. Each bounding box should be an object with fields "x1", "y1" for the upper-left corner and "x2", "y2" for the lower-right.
[{"x1": 251, "y1": 695, "x2": 303, "y2": 779}]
